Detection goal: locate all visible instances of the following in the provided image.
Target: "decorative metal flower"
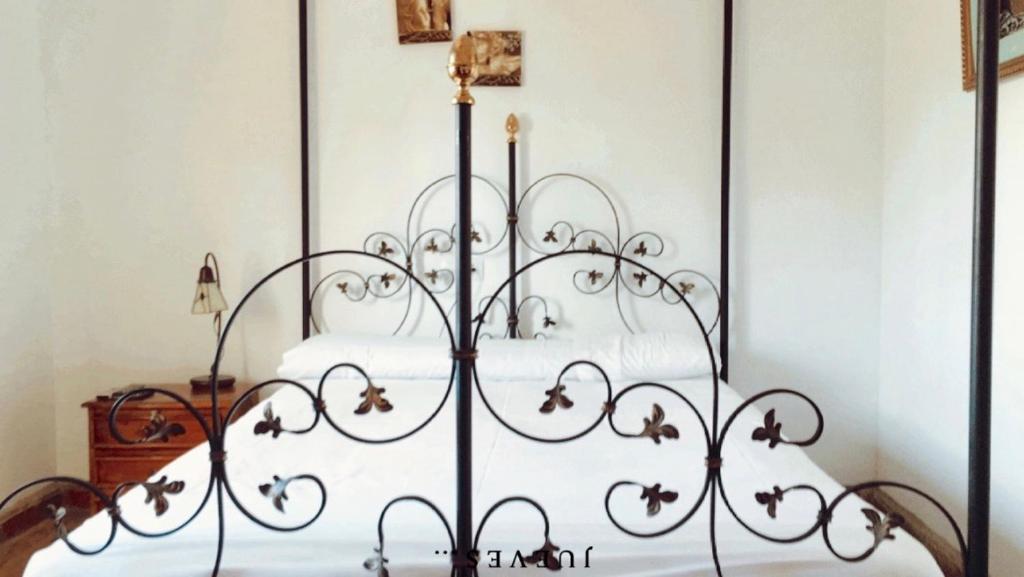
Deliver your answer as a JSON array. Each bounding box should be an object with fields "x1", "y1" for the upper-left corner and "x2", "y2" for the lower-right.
[
  {"x1": 141, "y1": 476, "x2": 186, "y2": 517},
  {"x1": 679, "y1": 281, "x2": 696, "y2": 295},
  {"x1": 377, "y1": 241, "x2": 395, "y2": 257},
  {"x1": 543, "y1": 230, "x2": 557, "y2": 243},
  {"x1": 258, "y1": 475, "x2": 291, "y2": 513},
  {"x1": 634, "y1": 271, "x2": 649, "y2": 287},
  {"x1": 587, "y1": 239, "x2": 600, "y2": 253},
  {"x1": 640, "y1": 404, "x2": 680, "y2": 444},
  {"x1": 363, "y1": 546, "x2": 390, "y2": 577},
  {"x1": 539, "y1": 384, "x2": 574, "y2": 413},
  {"x1": 543, "y1": 316, "x2": 557, "y2": 328},
  {"x1": 587, "y1": 270, "x2": 604, "y2": 285},
  {"x1": 751, "y1": 409, "x2": 784, "y2": 449},
  {"x1": 380, "y1": 272, "x2": 396, "y2": 289},
  {"x1": 755, "y1": 485, "x2": 785, "y2": 519},
  {"x1": 425, "y1": 237, "x2": 440, "y2": 253},
  {"x1": 640, "y1": 483, "x2": 679, "y2": 517},
  {"x1": 138, "y1": 410, "x2": 186, "y2": 444},
  {"x1": 524, "y1": 537, "x2": 562, "y2": 570},
  {"x1": 633, "y1": 241, "x2": 649, "y2": 256},
  {"x1": 337, "y1": 281, "x2": 349, "y2": 294},
  {"x1": 863, "y1": 509, "x2": 905, "y2": 548},
  {"x1": 355, "y1": 382, "x2": 394, "y2": 414},
  {"x1": 425, "y1": 269, "x2": 439, "y2": 284},
  {"x1": 254, "y1": 403, "x2": 284, "y2": 438}
]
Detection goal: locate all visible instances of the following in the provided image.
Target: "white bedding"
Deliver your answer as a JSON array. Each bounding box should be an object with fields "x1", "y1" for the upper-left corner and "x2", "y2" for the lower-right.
[{"x1": 24, "y1": 337, "x2": 940, "y2": 576}]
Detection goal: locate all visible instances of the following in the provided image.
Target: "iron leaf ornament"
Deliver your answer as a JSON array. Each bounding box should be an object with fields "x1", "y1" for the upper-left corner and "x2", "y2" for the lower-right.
[
  {"x1": 425, "y1": 237, "x2": 440, "y2": 253},
  {"x1": 355, "y1": 382, "x2": 394, "y2": 414},
  {"x1": 254, "y1": 403, "x2": 284, "y2": 438},
  {"x1": 587, "y1": 270, "x2": 604, "y2": 285},
  {"x1": 47, "y1": 504, "x2": 70, "y2": 544},
  {"x1": 640, "y1": 403, "x2": 680, "y2": 444},
  {"x1": 634, "y1": 271, "x2": 649, "y2": 287},
  {"x1": 633, "y1": 241, "x2": 648, "y2": 256},
  {"x1": 540, "y1": 384, "x2": 574, "y2": 413},
  {"x1": 543, "y1": 230, "x2": 558, "y2": 243},
  {"x1": 863, "y1": 508, "x2": 905, "y2": 548},
  {"x1": 138, "y1": 410, "x2": 186, "y2": 444},
  {"x1": 377, "y1": 241, "x2": 395, "y2": 257},
  {"x1": 524, "y1": 537, "x2": 562, "y2": 571},
  {"x1": 142, "y1": 476, "x2": 186, "y2": 517},
  {"x1": 363, "y1": 546, "x2": 390, "y2": 577},
  {"x1": 259, "y1": 475, "x2": 291, "y2": 513},
  {"x1": 752, "y1": 409, "x2": 784, "y2": 448},
  {"x1": 640, "y1": 483, "x2": 679, "y2": 517},
  {"x1": 755, "y1": 486, "x2": 785, "y2": 519}
]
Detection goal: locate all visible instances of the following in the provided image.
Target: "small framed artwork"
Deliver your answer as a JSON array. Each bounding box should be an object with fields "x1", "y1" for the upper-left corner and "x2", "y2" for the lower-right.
[
  {"x1": 960, "y1": 0, "x2": 1024, "y2": 90},
  {"x1": 470, "y1": 31, "x2": 522, "y2": 87},
  {"x1": 396, "y1": 0, "x2": 451, "y2": 45}
]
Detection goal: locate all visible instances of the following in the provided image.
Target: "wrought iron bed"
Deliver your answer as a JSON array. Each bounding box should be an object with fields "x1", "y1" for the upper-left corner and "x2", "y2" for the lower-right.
[{"x1": 0, "y1": 1, "x2": 1004, "y2": 577}]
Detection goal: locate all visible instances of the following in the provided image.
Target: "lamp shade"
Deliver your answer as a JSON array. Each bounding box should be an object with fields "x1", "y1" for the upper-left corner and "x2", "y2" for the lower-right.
[{"x1": 191, "y1": 264, "x2": 228, "y2": 314}]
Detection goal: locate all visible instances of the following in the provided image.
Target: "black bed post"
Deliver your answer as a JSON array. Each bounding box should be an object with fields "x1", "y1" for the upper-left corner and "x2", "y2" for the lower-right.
[
  {"x1": 449, "y1": 34, "x2": 478, "y2": 577},
  {"x1": 719, "y1": 0, "x2": 733, "y2": 382},
  {"x1": 299, "y1": 0, "x2": 312, "y2": 339},
  {"x1": 507, "y1": 114, "x2": 520, "y2": 339},
  {"x1": 968, "y1": 1, "x2": 999, "y2": 576}
]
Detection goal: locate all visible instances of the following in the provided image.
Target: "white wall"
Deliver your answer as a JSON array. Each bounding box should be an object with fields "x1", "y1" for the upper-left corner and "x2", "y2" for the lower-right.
[
  {"x1": 732, "y1": 0, "x2": 885, "y2": 481},
  {"x1": 880, "y1": 2, "x2": 1024, "y2": 576},
  {"x1": 37, "y1": 0, "x2": 302, "y2": 476},
  {"x1": 0, "y1": 1, "x2": 57, "y2": 496},
  {"x1": 316, "y1": 0, "x2": 885, "y2": 482}
]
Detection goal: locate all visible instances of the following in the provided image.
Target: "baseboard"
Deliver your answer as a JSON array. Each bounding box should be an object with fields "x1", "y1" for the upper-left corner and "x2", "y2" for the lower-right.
[{"x1": 859, "y1": 487, "x2": 964, "y2": 577}]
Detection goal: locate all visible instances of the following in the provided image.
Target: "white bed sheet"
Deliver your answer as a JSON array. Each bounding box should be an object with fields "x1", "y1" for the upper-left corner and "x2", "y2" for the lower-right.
[{"x1": 24, "y1": 375, "x2": 941, "y2": 576}]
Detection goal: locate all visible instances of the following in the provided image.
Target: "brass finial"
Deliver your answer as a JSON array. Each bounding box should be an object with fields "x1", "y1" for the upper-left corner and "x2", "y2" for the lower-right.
[
  {"x1": 506, "y1": 114, "x2": 519, "y2": 143},
  {"x1": 448, "y1": 33, "x2": 478, "y2": 105}
]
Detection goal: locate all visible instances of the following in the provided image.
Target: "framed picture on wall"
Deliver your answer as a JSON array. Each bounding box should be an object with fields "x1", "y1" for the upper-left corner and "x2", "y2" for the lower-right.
[
  {"x1": 960, "y1": 0, "x2": 1024, "y2": 90},
  {"x1": 469, "y1": 31, "x2": 522, "y2": 86},
  {"x1": 396, "y1": 0, "x2": 451, "y2": 45}
]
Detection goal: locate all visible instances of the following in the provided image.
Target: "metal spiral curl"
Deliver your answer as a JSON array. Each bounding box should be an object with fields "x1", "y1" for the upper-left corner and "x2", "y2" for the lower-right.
[
  {"x1": 107, "y1": 388, "x2": 216, "y2": 538},
  {"x1": 310, "y1": 174, "x2": 508, "y2": 337},
  {"x1": 603, "y1": 382, "x2": 713, "y2": 538},
  {"x1": 474, "y1": 359, "x2": 614, "y2": 444},
  {"x1": 371, "y1": 496, "x2": 456, "y2": 577},
  {"x1": 0, "y1": 478, "x2": 118, "y2": 556},
  {"x1": 515, "y1": 173, "x2": 722, "y2": 336},
  {"x1": 473, "y1": 497, "x2": 562, "y2": 571},
  {"x1": 822, "y1": 482, "x2": 966, "y2": 567},
  {"x1": 516, "y1": 295, "x2": 557, "y2": 339}
]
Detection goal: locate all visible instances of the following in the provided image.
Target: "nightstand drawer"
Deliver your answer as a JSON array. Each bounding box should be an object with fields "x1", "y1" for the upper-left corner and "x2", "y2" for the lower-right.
[
  {"x1": 93, "y1": 455, "x2": 181, "y2": 486},
  {"x1": 91, "y1": 406, "x2": 213, "y2": 448}
]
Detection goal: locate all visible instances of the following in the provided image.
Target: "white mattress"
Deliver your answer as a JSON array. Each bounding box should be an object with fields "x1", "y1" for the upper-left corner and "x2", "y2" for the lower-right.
[{"x1": 25, "y1": 366, "x2": 941, "y2": 576}]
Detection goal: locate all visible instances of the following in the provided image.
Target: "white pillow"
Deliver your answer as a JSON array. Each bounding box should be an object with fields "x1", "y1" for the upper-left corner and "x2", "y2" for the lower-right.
[
  {"x1": 616, "y1": 331, "x2": 718, "y2": 380},
  {"x1": 276, "y1": 331, "x2": 717, "y2": 382}
]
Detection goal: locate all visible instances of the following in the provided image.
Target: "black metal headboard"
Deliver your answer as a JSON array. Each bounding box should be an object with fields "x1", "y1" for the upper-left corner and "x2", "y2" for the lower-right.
[{"x1": 307, "y1": 118, "x2": 722, "y2": 341}]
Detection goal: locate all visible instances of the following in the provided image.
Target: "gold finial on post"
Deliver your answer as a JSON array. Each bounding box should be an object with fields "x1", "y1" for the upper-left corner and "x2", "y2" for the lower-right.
[
  {"x1": 448, "y1": 33, "x2": 478, "y2": 105},
  {"x1": 506, "y1": 114, "x2": 519, "y2": 143}
]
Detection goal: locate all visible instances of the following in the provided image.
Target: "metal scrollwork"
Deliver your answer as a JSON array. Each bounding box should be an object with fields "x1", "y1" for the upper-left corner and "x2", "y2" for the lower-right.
[
  {"x1": 517, "y1": 173, "x2": 722, "y2": 335},
  {"x1": 310, "y1": 174, "x2": 508, "y2": 336}
]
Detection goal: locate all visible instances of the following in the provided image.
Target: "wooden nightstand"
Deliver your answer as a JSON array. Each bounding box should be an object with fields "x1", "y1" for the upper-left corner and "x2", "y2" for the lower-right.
[{"x1": 82, "y1": 384, "x2": 259, "y2": 510}]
